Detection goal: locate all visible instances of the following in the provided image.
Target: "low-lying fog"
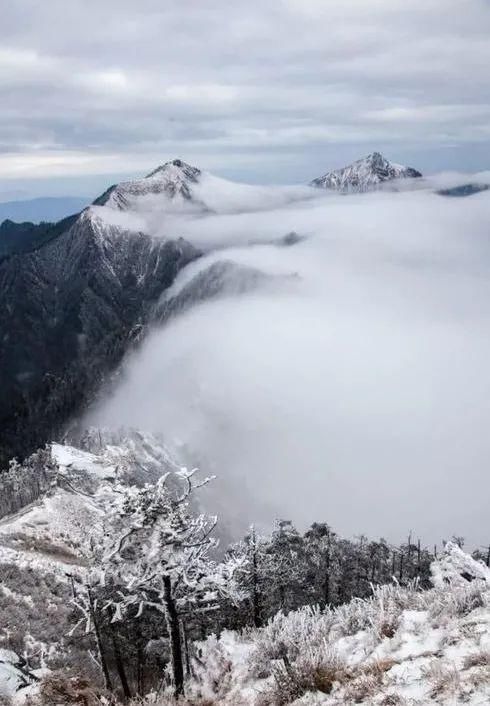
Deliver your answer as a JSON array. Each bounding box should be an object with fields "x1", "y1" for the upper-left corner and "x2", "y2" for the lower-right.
[{"x1": 91, "y1": 176, "x2": 490, "y2": 547}]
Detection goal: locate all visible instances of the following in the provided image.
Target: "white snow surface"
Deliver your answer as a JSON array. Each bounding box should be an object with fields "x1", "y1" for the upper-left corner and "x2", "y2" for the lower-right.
[
  {"x1": 0, "y1": 433, "x2": 181, "y2": 576},
  {"x1": 431, "y1": 541, "x2": 490, "y2": 588},
  {"x1": 0, "y1": 662, "x2": 28, "y2": 699},
  {"x1": 51, "y1": 443, "x2": 117, "y2": 480}
]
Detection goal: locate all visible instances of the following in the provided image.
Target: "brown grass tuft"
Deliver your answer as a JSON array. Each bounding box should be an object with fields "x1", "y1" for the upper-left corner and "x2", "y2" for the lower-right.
[
  {"x1": 37, "y1": 671, "x2": 111, "y2": 705},
  {"x1": 463, "y1": 651, "x2": 490, "y2": 669}
]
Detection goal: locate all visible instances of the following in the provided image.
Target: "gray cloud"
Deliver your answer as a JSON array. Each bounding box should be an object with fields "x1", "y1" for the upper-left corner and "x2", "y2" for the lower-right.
[
  {"x1": 1, "y1": 0, "x2": 490, "y2": 193},
  {"x1": 88, "y1": 180, "x2": 490, "y2": 546}
]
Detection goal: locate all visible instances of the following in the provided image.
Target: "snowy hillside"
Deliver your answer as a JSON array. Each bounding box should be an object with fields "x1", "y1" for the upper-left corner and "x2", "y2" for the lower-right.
[
  {"x1": 0, "y1": 432, "x2": 188, "y2": 700},
  {"x1": 169, "y1": 544, "x2": 490, "y2": 706},
  {"x1": 0, "y1": 433, "x2": 173, "y2": 574},
  {"x1": 0, "y1": 435, "x2": 488, "y2": 704},
  {"x1": 311, "y1": 152, "x2": 422, "y2": 192}
]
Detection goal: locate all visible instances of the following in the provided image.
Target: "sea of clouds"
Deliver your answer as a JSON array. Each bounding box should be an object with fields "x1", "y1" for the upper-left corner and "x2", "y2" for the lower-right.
[{"x1": 91, "y1": 174, "x2": 490, "y2": 546}]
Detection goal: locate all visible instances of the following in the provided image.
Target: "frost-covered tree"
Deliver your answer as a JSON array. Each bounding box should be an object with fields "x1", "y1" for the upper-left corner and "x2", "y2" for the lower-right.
[
  {"x1": 101, "y1": 469, "x2": 238, "y2": 697},
  {"x1": 303, "y1": 522, "x2": 336, "y2": 608},
  {"x1": 259, "y1": 520, "x2": 311, "y2": 616}
]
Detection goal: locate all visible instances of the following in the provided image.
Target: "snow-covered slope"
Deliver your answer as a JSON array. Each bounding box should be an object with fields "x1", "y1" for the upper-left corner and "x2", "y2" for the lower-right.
[
  {"x1": 311, "y1": 152, "x2": 422, "y2": 193},
  {"x1": 94, "y1": 159, "x2": 202, "y2": 211},
  {"x1": 0, "y1": 432, "x2": 178, "y2": 575},
  {"x1": 1, "y1": 436, "x2": 488, "y2": 705},
  {"x1": 180, "y1": 543, "x2": 490, "y2": 705}
]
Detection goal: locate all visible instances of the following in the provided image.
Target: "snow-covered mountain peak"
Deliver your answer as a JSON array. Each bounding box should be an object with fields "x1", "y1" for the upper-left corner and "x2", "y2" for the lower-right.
[
  {"x1": 145, "y1": 158, "x2": 201, "y2": 183},
  {"x1": 93, "y1": 158, "x2": 202, "y2": 211},
  {"x1": 311, "y1": 151, "x2": 422, "y2": 192}
]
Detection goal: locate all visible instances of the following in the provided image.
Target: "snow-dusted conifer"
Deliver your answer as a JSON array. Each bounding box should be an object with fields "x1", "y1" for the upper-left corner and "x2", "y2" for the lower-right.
[{"x1": 101, "y1": 468, "x2": 237, "y2": 697}]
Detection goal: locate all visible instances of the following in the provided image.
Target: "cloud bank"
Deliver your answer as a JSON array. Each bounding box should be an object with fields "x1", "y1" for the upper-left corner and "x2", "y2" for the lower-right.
[{"x1": 91, "y1": 178, "x2": 490, "y2": 547}]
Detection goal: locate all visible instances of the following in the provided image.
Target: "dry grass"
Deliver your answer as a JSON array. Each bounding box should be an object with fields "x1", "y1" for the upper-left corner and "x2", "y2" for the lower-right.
[
  {"x1": 343, "y1": 674, "x2": 380, "y2": 703},
  {"x1": 463, "y1": 650, "x2": 490, "y2": 669},
  {"x1": 361, "y1": 657, "x2": 398, "y2": 678},
  {"x1": 377, "y1": 617, "x2": 399, "y2": 639},
  {"x1": 129, "y1": 696, "x2": 220, "y2": 706},
  {"x1": 262, "y1": 651, "x2": 351, "y2": 705},
  {"x1": 425, "y1": 661, "x2": 461, "y2": 700},
  {"x1": 309, "y1": 662, "x2": 352, "y2": 694},
  {"x1": 24, "y1": 671, "x2": 113, "y2": 705},
  {"x1": 466, "y1": 664, "x2": 490, "y2": 690},
  {"x1": 342, "y1": 658, "x2": 398, "y2": 703},
  {"x1": 261, "y1": 654, "x2": 399, "y2": 705},
  {"x1": 379, "y1": 694, "x2": 404, "y2": 705}
]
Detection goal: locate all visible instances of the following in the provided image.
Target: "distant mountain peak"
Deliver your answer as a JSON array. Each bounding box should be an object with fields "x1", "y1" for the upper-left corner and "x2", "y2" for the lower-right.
[
  {"x1": 94, "y1": 159, "x2": 202, "y2": 210},
  {"x1": 145, "y1": 158, "x2": 201, "y2": 181},
  {"x1": 311, "y1": 152, "x2": 422, "y2": 192}
]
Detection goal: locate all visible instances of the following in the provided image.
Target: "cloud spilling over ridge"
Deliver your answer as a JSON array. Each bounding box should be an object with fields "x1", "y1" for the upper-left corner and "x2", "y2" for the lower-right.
[{"x1": 90, "y1": 178, "x2": 490, "y2": 545}]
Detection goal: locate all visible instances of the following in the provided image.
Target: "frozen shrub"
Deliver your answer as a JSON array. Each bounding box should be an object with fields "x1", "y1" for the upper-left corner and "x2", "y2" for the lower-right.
[
  {"x1": 425, "y1": 661, "x2": 461, "y2": 700},
  {"x1": 33, "y1": 671, "x2": 111, "y2": 705},
  {"x1": 343, "y1": 673, "x2": 379, "y2": 703},
  {"x1": 342, "y1": 659, "x2": 397, "y2": 703},
  {"x1": 428, "y1": 581, "x2": 488, "y2": 620},
  {"x1": 379, "y1": 695, "x2": 405, "y2": 705},
  {"x1": 190, "y1": 635, "x2": 234, "y2": 701},
  {"x1": 463, "y1": 651, "x2": 490, "y2": 669},
  {"x1": 251, "y1": 605, "x2": 334, "y2": 676},
  {"x1": 264, "y1": 649, "x2": 348, "y2": 705}
]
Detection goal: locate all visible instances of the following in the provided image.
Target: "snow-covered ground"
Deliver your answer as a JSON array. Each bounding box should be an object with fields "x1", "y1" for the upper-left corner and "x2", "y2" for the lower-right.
[
  {"x1": 179, "y1": 544, "x2": 490, "y2": 705},
  {"x1": 0, "y1": 436, "x2": 488, "y2": 704}
]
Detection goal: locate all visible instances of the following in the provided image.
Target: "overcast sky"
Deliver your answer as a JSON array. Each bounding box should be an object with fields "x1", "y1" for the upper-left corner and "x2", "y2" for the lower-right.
[{"x1": 1, "y1": 0, "x2": 490, "y2": 198}]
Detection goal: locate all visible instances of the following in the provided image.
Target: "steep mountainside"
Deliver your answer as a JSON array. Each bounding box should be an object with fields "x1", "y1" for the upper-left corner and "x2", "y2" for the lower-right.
[
  {"x1": 311, "y1": 152, "x2": 422, "y2": 192},
  {"x1": 0, "y1": 202, "x2": 199, "y2": 467},
  {"x1": 0, "y1": 159, "x2": 317, "y2": 467}
]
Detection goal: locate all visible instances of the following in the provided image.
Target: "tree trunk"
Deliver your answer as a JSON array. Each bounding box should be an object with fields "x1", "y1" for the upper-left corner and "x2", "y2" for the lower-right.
[
  {"x1": 251, "y1": 528, "x2": 261, "y2": 627},
  {"x1": 323, "y1": 542, "x2": 331, "y2": 607},
  {"x1": 181, "y1": 620, "x2": 191, "y2": 677},
  {"x1": 163, "y1": 575, "x2": 185, "y2": 698},
  {"x1": 87, "y1": 586, "x2": 113, "y2": 692},
  {"x1": 111, "y1": 630, "x2": 132, "y2": 700},
  {"x1": 137, "y1": 645, "x2": 144, "y2": 696}
]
